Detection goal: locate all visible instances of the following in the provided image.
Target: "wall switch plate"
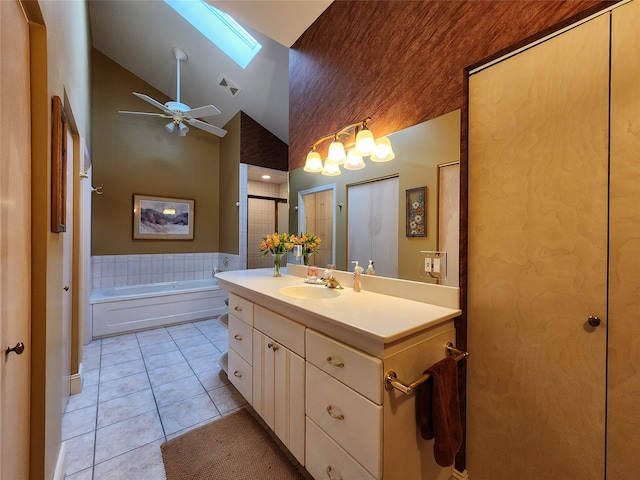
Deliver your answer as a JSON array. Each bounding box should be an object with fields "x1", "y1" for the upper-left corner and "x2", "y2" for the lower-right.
[
  {"x1": 433, "y1": 258, "x2": 441, "y2": 273},
  {"x1": 419, "y1": 251, "x2": 447, "y2": 282}
]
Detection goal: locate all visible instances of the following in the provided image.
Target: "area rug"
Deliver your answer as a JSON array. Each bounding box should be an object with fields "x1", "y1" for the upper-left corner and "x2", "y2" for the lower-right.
[{"x1": 161, "y1": 408, "x2": 305, "y2": 480}]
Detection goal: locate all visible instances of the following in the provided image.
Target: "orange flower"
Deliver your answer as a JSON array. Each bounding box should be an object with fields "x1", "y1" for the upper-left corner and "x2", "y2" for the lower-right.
[{"x1": 260, "y1": 232, "x2": 294, "y2": 256}]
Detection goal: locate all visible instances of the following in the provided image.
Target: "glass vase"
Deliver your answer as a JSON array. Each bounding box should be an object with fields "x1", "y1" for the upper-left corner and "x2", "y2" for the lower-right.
[
  {"x1": 303, "y1": 253, "x2": 311, "y2": 266},
  {"x1": 273, "y1": 253, "x2": 283, "y2": 277}
]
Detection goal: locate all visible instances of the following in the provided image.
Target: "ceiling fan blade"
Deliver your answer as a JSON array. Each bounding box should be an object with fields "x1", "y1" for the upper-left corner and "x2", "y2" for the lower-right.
[
  {"x1": 186, "y1": 118, "x2": 227, "y2": 137},
  {"x1": 118, "y1": 110, "x2": 171, "y2": 118},
  {"x1": 184, "y1": 104, "x2": 221, "y2": 118},
  {"x1": 132, "y1": 92, "x2": 172, "y2": 114}
]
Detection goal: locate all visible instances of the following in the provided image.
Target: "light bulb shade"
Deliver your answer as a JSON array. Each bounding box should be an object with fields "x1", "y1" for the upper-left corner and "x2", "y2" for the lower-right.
[
  {"x1": 304, "y1": 150, "x2": 323, "y2": 172},
  {"x1": 355, "y1": 127, "x2": 375, "y2": 156},
  {"x1": 178, "y1": 123, "x2": 189, "y2": 136},
  {"x1": 165, "y1": 122, "x2": 176, "y2": 133},
  {"x1": 322, "y1": 159, "x2": 342, "y2": 176},
  {"x1": 328, "y1": 140, "x2": 346, "y2": 164},
  {"x1": 370, "y1": 137, "x2": 395, "y2": 162},
  {"x1": 344, "y1": 150, "x2": 365, "y2": 170}
]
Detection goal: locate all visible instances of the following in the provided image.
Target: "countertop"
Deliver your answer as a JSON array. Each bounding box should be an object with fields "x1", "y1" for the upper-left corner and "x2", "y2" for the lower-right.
[{"x1": 216, "y1": 268, "x2": 461, "y2": 357}]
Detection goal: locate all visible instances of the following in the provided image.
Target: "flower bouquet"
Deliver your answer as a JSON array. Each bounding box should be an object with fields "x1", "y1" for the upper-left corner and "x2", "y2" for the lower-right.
[{"x1": 260, "y1": 232, "x2": 295, "y2": 276}]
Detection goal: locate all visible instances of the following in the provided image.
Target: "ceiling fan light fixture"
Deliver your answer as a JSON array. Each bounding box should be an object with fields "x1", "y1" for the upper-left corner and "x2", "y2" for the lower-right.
[{"x1": 118, "y1": 47, "x2": 225, "y2": 138}]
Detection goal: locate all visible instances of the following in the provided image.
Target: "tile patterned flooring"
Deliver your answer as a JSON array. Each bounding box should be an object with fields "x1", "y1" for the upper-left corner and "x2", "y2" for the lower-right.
[{"x1": 63, "y1": 318, "x2": 247, "y2": 479}]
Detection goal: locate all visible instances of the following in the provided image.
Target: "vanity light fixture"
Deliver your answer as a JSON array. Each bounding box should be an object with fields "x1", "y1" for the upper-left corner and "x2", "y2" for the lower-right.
[{"x1": 303, "y1": 117, "x2": 394, "y2": 175}]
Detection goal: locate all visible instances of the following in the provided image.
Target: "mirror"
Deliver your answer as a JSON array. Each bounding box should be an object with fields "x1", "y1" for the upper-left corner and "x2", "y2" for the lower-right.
[{"x1": 289, "y1": 110, "x2": 460, "y2": 286}]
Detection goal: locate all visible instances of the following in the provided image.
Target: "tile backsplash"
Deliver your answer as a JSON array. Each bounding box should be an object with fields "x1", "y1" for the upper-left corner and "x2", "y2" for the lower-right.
[{"x1": 92, "y1": 253, "x2": 240, "y2": 289}]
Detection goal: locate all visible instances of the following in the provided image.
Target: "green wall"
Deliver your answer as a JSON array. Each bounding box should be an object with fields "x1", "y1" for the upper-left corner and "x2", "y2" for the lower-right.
[
  {"x1": 289, "y1": 110, "x2": 460, "y2": 281},
  {"x1": 91, "y1": 50, "x2": 221, "y2": 255},
  {"x1": 219, "y1": 113, "x2": 241, "y2": 254}
]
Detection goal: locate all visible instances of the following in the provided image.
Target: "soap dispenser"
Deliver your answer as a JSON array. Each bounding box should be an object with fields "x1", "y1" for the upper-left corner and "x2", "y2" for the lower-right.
[
  {"x1": 351, "y1": 261, "x2": 364, "y2": 292},
  {"x1": 366, "y1": 260, "x2": 375, "y2": 275}
]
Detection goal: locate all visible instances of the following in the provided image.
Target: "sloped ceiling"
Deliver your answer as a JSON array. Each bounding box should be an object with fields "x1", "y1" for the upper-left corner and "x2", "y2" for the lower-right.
[{"x1": 88, "y1": 0, "x2": 332, "y2": 144}]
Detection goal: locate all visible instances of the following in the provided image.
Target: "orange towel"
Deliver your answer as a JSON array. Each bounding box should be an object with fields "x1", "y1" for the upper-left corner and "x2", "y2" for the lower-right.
[{"x1": 419, "y1": 357, "x2": 462, "y2": 467}]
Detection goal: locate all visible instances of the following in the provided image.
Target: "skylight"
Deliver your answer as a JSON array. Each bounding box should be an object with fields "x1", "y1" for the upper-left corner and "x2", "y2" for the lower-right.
[{"x1": 164, "y1": 0, "x2": 262, "y2": 69}]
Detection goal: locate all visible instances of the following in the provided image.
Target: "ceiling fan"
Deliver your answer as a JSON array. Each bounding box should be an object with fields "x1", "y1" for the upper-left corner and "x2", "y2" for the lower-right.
[{"x1": 118, "y1": 47, "x2": 227, "y2": 138}]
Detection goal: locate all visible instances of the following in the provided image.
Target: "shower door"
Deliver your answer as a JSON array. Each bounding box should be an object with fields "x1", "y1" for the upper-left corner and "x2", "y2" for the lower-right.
[{"x1": 247, "y1": 196, "x2": 288, "y2": 269}]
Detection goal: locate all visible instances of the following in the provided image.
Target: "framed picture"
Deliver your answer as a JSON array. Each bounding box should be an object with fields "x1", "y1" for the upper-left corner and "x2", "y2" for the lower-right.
[
  {"x1": 133, "y1": 194, "x2": 194, "y2": 240},
  {"x1": 406, "y1": 186, "x2": 427, "y2": 237},
  {"x1": 51, "y1": 95, "x2": 67, "y2": 233}
]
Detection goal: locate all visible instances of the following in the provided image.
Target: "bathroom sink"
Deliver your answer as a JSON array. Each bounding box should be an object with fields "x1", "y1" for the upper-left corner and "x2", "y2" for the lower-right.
[{"x1": 279, "y1": 285, "x2": 341, "y2": 300}]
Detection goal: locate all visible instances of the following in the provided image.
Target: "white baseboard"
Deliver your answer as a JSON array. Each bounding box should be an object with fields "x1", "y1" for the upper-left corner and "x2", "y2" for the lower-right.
[
  {"x1": 53, "y1": 442, "x2": 66, "y2": 480},
  {"x1": 450, "y1": 469, "x2": 469, "y2": 480},
  {"x1": 70, "y1": 362, "x2": 83, "y2": 395}
]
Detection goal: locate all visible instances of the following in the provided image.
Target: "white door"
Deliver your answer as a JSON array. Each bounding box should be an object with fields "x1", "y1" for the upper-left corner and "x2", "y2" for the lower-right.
[
  {"x1": 347, "y1": 177, "x2": 398, "y2": 277},
  {"x1": 61, "y1": 127, "x2": 74, "y2": 408},
  {"x1": 0, "y1": 1, "x2": 32, "y2": 477}
]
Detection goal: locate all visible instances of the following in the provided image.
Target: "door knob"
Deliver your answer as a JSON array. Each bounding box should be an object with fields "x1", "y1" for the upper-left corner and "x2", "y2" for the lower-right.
[
  {"x1": 6, "y1": 342, "x2": 25, "y2": 355},
  {"x1": 587, "y1": 316, "x2": 601, "y2": 327}
]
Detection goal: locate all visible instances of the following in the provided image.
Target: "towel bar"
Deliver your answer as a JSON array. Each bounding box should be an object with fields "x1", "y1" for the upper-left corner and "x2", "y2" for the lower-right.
[{"x1": 384, "y1": 342, "x2": 468, "y2": 395}]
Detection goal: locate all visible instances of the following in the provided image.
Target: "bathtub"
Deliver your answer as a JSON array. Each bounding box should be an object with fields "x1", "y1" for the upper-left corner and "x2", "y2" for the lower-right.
[{"x1": 90, "y1": 278, "x2": 227, "y2": 338}]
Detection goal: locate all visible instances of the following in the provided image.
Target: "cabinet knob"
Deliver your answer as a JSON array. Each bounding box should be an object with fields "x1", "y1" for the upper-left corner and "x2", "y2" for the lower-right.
[
  {"x1": 326, "y1": 466, "x2": 343, "y2": 480},
  {"x1": 588, "y1": 315, "x2": 601, "y2": 327},
  {"x1": 234, "y1": 306, "x2": 242, "y2": 312},
  {"x1": 233, "y1": 370, "x2": 242, "y2": 378},
  {"x1": 326, "y1": 405, "x2": 344, "y2": 420},
  {"x1": 234, "y1": 334, "x2": 242, "y2": 341},
  {"x1": 267, "y1": 342, "x2": 279, "y2": 351},
  {"x1": 326, "y1": 356, "x2": 344, "y2": 368}
]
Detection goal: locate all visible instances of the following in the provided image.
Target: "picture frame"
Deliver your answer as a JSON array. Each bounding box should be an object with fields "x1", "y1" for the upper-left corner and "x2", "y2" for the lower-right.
[
  {"x1": 51, "y1": 95, "x2": 67, "y2": 233},
  {"x1": 406, "y1": 186, "x2": 427, "y2": 237},
  {"x1": 133, "y1": 194, "x2": 195, "y2": 240}
]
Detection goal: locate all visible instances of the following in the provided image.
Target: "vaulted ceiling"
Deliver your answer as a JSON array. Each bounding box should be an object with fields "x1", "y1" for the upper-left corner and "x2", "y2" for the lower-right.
[{"x1": 88, "y1": 0, "x2": 332, "y2": 144}]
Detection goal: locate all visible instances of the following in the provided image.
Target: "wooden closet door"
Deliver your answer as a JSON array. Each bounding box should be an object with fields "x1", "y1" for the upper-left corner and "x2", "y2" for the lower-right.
[
  {"x1": 607, "y1": 1, "x2": 640, "y2": 477},
  {"x1": 466, "y1": 13, "x2": 610, "y2": 479}
]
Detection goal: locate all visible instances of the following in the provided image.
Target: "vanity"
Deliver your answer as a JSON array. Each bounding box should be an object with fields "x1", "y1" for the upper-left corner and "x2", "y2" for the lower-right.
[{"x1": 216, "y1": 265, "x2": 462, "y2": 480}]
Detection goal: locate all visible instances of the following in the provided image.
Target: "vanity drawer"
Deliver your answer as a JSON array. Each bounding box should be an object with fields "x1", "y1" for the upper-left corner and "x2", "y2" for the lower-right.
[
  {"x1": 228, "y1": 293, "x2": 254, "y2": 326},
  {"x1": 228, "y1": 348, "x2": 252, "y2": 404},
  {"x1": 306, "y1": 329, "x2": 382, "y2": 404},
  {"x1": 306, "y1": 417, "x2": 377, "y2": 480},
  {"x1": 306, "y1": 363, "x2": 382, "y2": 478},
  {"x1": 254, "y1": 305, "x2": 305, "y2": 357},
  {"x1": 228, "y1": 314, "x2": 252, "y2": 364}
]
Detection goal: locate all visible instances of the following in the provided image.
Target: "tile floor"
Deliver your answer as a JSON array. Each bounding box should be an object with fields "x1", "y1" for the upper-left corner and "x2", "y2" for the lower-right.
[{"x1": 63, "y1": 318, "x2": 247, "y2": 479}]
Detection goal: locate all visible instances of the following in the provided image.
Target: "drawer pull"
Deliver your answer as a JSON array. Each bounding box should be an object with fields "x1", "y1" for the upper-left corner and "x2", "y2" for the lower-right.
[
  {"x1": 268, "y1": 342, "x2": 279, "y2": 352},
  {"x1": 234, "y1": 334, "x2": 242, "y2": 341},
  {"x1": 234, "y1": 306, "x2": 243, "y2": 312},
  {"x1": 326, "y1": 405, "x2": 344, "y2": 420},
  {"x1": 326, "y1": 356, "x2": 344, "y2": 368},
  {"x1": 326, "y1": 466, "x2": 342, "y2": 480},
  {"x1": 233, "y1": 370, "x2": 242, "y2": 378}
]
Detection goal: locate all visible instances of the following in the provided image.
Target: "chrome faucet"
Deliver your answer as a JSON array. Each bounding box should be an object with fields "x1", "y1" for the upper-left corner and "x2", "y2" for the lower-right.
[{"x1": 322, "y1": 270, "x2": 343, "y2": 289}]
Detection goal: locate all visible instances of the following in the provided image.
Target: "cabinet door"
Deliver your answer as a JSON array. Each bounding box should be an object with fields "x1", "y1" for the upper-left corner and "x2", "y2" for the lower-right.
[
  {"x1": 252, "y1": 330, "x2": 276, "y2": 430},
  {"x1": 274, "y1": 344, "x2": 305, "y2": 465},
  {"x1": 253, "y1": 329, "x2": 306, "y2": 465},
  {"x1": 467, "y1": 13, "x2": 609, "y2": 479}
]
